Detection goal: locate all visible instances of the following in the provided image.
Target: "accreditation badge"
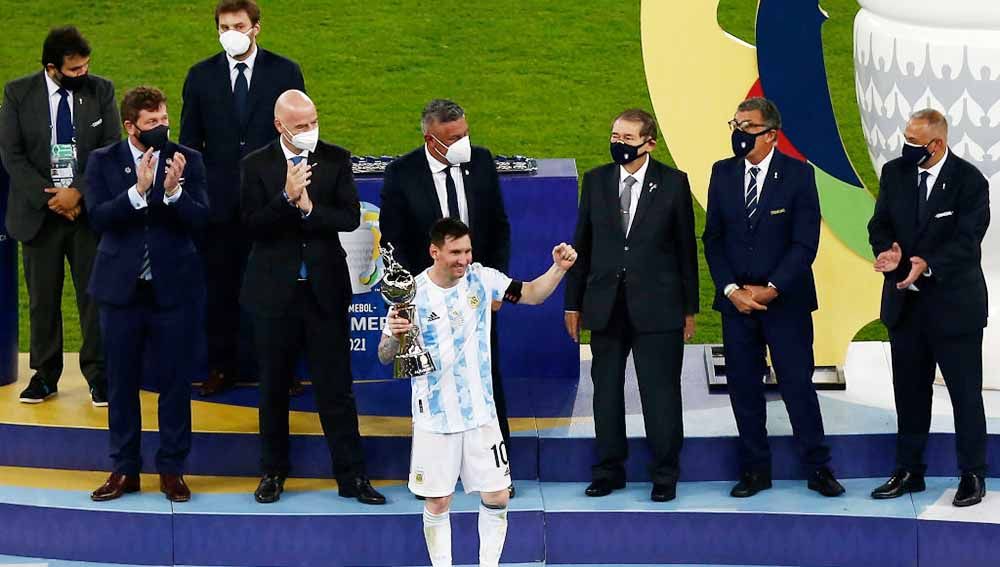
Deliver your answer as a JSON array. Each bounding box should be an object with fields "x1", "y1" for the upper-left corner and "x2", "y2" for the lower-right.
[{"x1": 50, "y1": 143, "x2": 77, "y2": 188}]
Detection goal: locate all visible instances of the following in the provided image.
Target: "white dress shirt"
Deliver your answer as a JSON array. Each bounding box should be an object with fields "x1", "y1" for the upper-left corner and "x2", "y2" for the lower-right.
[
  {"x1": 906, "y1": 149, "x2": 949, "y2": 290},
  {"x1": 744, "y1": 146, "x2": 775, "y2": 201},
  {"x1": 424, "y1": 145, "x2": 469, "y2": 224},
  {"x1": 227, "y1": 45, "x2": 258, "y2": 91},
  {"x1": 45, "y1": 72, "x2": 73, "y2": 146},
  {"x1": 619, "y1": 155, "x2": 649, "y2": 237},
  {"x1": 126, "y1": 139, "x2": 183, "y2": 209}
]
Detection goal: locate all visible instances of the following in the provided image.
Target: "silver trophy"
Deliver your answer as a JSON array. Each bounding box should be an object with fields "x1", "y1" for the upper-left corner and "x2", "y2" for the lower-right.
[{"x1": 379, "y1": 243, "x2": 436, "y2": 378}]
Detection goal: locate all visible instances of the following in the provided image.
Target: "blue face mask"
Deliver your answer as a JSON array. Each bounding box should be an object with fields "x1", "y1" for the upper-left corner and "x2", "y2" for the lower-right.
[
  {"x1": 610, "y1": 140, "x2": 647, "y2": 165},
  {"x1": 900, "y1": 141, "x2": 933, "y2": 167}
]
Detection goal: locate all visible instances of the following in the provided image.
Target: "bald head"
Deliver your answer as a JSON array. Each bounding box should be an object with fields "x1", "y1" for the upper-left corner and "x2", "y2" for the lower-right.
[
  {"x1": 274, "y1": 89, "x2": 318, "y2": 141},
  {"x1": 906, "y1": 108, "x2": 949, "y2": 142}
]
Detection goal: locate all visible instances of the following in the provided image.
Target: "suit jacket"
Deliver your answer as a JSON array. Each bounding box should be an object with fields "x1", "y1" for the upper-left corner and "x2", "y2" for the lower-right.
[
  {"x1": 868, "y1": 152, "x2": 990, "y2": 336},
  {"x1": 703, "y1": 149, "x2": 820, "y2": 317},
  {"x1": 0, "y1": 71, "x2": 121, "y2": 242},
  {"x1": 240, "y1": 140, "x2": 360, "y2": 316},
  {"x1": 180, "y1": 49, "x2": 305, "y2": 223},
  {"x1": 379, "y1": 146, "x2": 511, "y2": 274},
  {"x1": 565, "y1": 158, "x2": 699, "y2": 333},
  {"x1": 84, "y1": 140, "x2": 210, "y2": 307}
]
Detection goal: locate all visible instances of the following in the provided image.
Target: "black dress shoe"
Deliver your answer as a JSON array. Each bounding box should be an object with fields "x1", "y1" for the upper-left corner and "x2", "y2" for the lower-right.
[
  {"x1": 254, "y1": 475, "x2": 286, "y2": 504},
  {"x1": 953, "y1": 473, "x2": 986, "y2": 507},
  {"x1": 585, "y1": 478, "x2": 625, "y2": 497},
  {"x1": 871, "y1": 469, "x2": 925, "y2": 499},
  {"x1": 808, "y1": 466, "x2": 845, "y2": 497},
  {"x1": 730, "y1": 471, "x2": 772, "y2": 498},
  {"x1": 651, "y1": 483, "x2": 676, "y2": 502},
  {"x1": 339, "y1": 477, "x2": 386, "y2": 505}
]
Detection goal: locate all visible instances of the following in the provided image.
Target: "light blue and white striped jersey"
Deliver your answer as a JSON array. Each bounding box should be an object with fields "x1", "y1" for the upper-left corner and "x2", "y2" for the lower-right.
[{"x1": 399, "y1": 263, "x2": 511, "y2": 433}]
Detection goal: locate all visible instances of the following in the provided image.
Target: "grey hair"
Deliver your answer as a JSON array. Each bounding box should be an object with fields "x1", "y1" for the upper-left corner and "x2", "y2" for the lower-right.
[
  {"x1": 421, "y1": 99, "x2": 465, "y2": 134},
  {"x1": 909, "y1": 108, "x2": 949, "y2": 136},
  {"x1": 737, "y1": 96, "x2": 782, "y2": 130}
]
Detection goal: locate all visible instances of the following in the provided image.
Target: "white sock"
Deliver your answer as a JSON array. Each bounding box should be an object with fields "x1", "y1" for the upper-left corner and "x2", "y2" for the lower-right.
[
  {"x1": 478, "y1": 501, "x2": 509, "y2": 567},
  {"x1": 423, "y1": 508, "x2": 452, "y2": 567}
]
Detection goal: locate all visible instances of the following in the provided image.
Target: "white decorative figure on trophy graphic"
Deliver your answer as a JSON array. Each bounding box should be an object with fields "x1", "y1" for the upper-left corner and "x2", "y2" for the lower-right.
[
  {"x1": 855, "y1": 0, "x2": 1000, "y2": 388},
  {"x1": 340, "y1": 201, "x2": 384, "y2": 294}
]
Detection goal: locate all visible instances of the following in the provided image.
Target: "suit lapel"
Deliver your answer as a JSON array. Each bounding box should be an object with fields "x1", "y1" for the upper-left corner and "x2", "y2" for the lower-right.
[
  {"x1": 917, "y1": 153, "x2": 956, "y2": 235},
  {"x1": 602, "y1": 164, "x2": 625, "y2": 238},
  {"x1": 243, "y1": 49, "x2": 268, "y2": 129},
  {"x1": 627, "y1": 159, "x2": 660, "y2": 242},
  {"x1": 419, "y1": 149, "x2": 444, "y2": 222},
  {"x1": 116, "y1": 141, "x2": 138, "y2": 190},
  {"x1": 215, "y1": 53, "x2": 240, "y2": 127},
  {"x1": 460, "y1": 163, "x2": 476, "y2": 229},
  {"x1": 30, "y1": 73, "x2": 52, "y2": 158},
  {"x1": 752, "y1": 151, "x2": 783, "y2": 229}
]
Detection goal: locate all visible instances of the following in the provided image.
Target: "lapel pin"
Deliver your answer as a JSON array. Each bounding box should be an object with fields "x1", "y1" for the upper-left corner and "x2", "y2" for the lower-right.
[
  {"x1": 773, "y1": 171, "x2": 779, "y2": 180},
  {"x1": 464, "y1": 169, "x2": 470, "y2": 175},
  {"x1": 942, "y1": 182, "x2": 947, "y2": 190},
  {"x1": 648, "y1": 182, "x2": 658, "y2": 193},
  {"x1": 125, "y1": 166, "x2": 132, "y2": 174}
]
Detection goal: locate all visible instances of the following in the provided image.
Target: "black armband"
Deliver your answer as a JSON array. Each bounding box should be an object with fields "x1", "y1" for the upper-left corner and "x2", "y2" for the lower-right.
[{"x1": 503, "y1": 281, "x2": 524, "y2": 304}]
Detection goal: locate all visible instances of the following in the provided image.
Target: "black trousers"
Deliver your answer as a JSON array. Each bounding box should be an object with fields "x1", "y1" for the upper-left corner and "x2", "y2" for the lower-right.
[
  {"x1": 101, "y1": 282, "x2": 193, "y2": 475},
  {"x1": 889, "y1": 291, "x2": 986, "y2": 475},
  {"x1": 197, "y1": 220, "x2": 250, "y2": 377},
  {"x1": 21, "y1": 213, "x2": 103, "y2": 388},
  {"x1": 589, "y1": 284, "x2": 684, "y2": 485},
  {"x1": 722, "y1": 309, "x2": 830, "y2": 475},
  {"x1": 254, "y1": 282, "x2": 365, "y2": 481},
  {"x1": 490, "y1": 313, "x2": 511, "y2": 448}
]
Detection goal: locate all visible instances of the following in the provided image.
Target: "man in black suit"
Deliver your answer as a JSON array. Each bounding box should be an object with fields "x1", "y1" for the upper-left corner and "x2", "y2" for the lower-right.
[
  {"x1": 564, "y1": 109, "x2": 698, "y2": 502},
  {"x1": 379, "y1": 98, "x2": 513, "y2": 489},
  {"x1": 703, "y1": 97, "x2": 844, "y2": 498},
  {"x1": 868, "y1": 109, "x2": 989, "y2": 507},
  {"x1": 0, "y1": 26, "x2": 120, "y2": 406},
  {"x1": 240, "y1": 90, "x2": 384, "y2": 505},
  {"x1": 84, "y1": 87, "x2": 210, "y2": 503},
  {"x1": 180, "y1": 0, "x2": 306, "y2": 396}
]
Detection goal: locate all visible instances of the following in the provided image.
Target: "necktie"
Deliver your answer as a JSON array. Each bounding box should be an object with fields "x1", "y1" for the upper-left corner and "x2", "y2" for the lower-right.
[
  {"x1": 620, "y1": 175, "x2": 636, "y2": 234},
  {"x1": 917, "y1": 171, "x2": 930, "y2": 221},
  {"x1": 138, "y1": 154, "x2": 152, "y2": 280},
  {"x1": 746, "y1": 166, "x2": 760, "y2": 220},
  {"x1": 290, "y1": 156, "x2": 308, "y2": 280},
  {"x1": 234, "y1": 62, "x2": 249, "y2": 125},
  {"x1": 55, "y1": 88, "x2": 74, "y2": 145},
  {"x1": 444, "y1": 166, "x2": 461, "y2": 220}
]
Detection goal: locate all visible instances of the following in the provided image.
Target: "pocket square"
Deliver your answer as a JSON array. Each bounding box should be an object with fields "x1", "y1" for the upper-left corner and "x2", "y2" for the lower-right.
[
  {"x1": 934, "y1": 210, "x2": 954, "y2": 218},
  {"x1": 770, "y1": 208, "x2": 786, "y2": 215},
  {"x1": 90, "y1": 118, "x2": 103, "y2": 127}
]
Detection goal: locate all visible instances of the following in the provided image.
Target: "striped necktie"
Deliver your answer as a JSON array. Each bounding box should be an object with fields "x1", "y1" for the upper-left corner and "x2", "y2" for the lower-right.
[{"x1": 746, "y1": 166, "x2": 760, "y2": 220}]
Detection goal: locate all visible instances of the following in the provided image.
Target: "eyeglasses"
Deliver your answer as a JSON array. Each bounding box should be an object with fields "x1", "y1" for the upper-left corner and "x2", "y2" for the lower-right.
[{"x1": 728, "y1": 119, "x2": 770, "y2": 132}]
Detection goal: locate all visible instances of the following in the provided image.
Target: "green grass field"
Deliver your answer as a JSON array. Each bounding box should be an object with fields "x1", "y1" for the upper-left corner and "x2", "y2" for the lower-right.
[{"x1": 0, "y1": 0, "x2": 886, "y2": 352}]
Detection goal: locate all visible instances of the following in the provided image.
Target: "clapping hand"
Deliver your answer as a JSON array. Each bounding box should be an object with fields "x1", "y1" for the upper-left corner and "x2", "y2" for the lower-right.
[
  {"x1": 284, "y1": 160, "x2": 311, "y2": 202},
  {"x1": 136, "y1": 148, "x2": 156, "y2": 195},
  {"x1": 874, "y1": 242, "x2": 902, "y2": 273},
  {"x1": 163, "y1": 152, "x2": 187, "y2": 195}
]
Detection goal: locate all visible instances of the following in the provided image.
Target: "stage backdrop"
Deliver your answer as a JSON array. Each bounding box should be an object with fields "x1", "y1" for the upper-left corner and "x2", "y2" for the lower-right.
[{"x1": 342, "y1": 158, "x2": 580, "y2": 381}]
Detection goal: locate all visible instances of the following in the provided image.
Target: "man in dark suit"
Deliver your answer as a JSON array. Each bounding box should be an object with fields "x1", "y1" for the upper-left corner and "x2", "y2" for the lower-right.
[
  {"x1": 868, "y1": 109, "x2": 989, "y2": 507},
  {"x1": 564, "y1": 109, "x2": 698, "y2": 503},
  {"x1": 0, "y1": 26, "x2": 120, "y2": 405},
  {"x1": 703, "y1": 97, "x2": 844, "y2": 498},
  {"x1": 84, "y1": 87, "x2": 209, "y2": 502},
  {"x1": 379, "y1": 98, "x2": 513, "y2": 490},
  {"x1": 180, "y1": 0, "x2": 306, "y2": 396},
  {"x1": 241, "y1": 90, "x2": 384, "y2": 505}
]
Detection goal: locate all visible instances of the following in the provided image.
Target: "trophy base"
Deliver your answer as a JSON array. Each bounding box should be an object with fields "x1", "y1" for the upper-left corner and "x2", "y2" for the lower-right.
[{"x1": 394, "y1": 351, "x2": 437, "y2": 379}]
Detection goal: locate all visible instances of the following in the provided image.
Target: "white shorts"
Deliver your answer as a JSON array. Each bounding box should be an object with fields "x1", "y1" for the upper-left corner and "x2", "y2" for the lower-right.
[{"x1": 408, "y1": 419, "x2": 512, "y2": 498}]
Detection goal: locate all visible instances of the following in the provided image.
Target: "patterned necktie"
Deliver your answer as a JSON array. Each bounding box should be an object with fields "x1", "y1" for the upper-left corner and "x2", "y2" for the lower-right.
[
  {"x1": 138, "y1": 154, "x2": 152, "y2": 280},
  {"x1": 55, "y1": 88, "x2": 74, "y2": 145},
  {"x1": 234, "y1": 62, "x2": 249, "y2": 124},
  {"x1": 746, "y1": 166, "x2": 760, "y2": 220},
  {"x1": 620, "y1": 175, "x2": 636, "y2": 234},
  {"x1": 290, "y1": 156, "x2": 308, "y2": 280},
  {"x1": 917, "y1": 171, "x2": 930, "y2": 221},
  {"x1": 444, "y1": 165, "x2": 461, "y2": 220}
]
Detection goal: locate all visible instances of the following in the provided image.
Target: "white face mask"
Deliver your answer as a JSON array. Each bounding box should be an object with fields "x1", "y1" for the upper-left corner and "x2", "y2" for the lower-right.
[
  {"x1": 432, "y1": 134, "x2": 472, "y2": 165},
  {"x1": 219, "y1": 29, "x2": 252, "y2": 58},
  {"x1": 282, "y1": 123, "x2": 319, "y2": 153}
]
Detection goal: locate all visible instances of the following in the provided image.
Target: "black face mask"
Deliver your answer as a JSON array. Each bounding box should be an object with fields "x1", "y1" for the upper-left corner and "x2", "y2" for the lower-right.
[
  {"x1": 610, "y1": 140, "x2": 647, "y2": 165},
  {"x1": 731, "y1": 128, "x2": 772, "y2": 159},
  {"x1": 900, "y1": 142, "x2": 933, "y2": 167},
  {"x1": 56, "y1": 71, "x2": 89, "y2": 92},
  {"x1": 136, "y1": 124, "x2": 169, "y2": 151}
]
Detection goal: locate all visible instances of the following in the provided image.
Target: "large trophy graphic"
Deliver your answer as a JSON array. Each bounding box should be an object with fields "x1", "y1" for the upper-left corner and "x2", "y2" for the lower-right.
[{"x1": 379, "y1": 243, "x2": 436, "y2": 378}]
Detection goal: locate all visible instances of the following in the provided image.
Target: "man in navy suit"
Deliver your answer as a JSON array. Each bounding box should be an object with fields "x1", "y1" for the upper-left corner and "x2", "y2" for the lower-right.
[
  {"x1": 703, "y1": 97, "x2": 844, "y2": 498},
  {"x1": 868, "y1": 109, "x2": 989, "y2": 507},
  {"x1": 180, "y1": 0, "x2": 306, "y2": 396},
  {"x1": 84, "y1": 87, "x2": 210, "y2": 503}
]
